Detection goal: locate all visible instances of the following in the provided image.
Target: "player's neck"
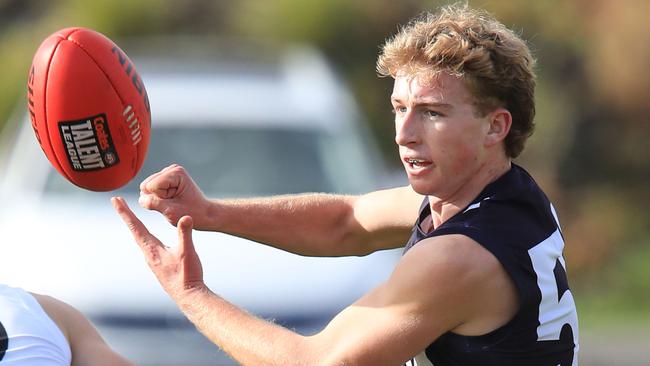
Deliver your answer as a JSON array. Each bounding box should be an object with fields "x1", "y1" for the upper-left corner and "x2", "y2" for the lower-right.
[{"x1": 429, "y1": 158, "x2": 511, "y2": 228}]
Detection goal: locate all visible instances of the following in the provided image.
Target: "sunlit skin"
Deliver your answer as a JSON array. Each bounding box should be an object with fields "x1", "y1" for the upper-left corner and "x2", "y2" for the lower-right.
[
  {"x1": 110, "y1": 71, "x2": 520, "y2": 366},
  {"x1": 391, "y1": 72, "x2": 513, "y2": 227}
]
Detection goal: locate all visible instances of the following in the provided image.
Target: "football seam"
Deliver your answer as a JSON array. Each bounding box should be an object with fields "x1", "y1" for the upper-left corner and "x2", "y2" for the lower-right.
[
  {"x1": 64, "y1": 33, "x2": 140, "y2": 178},
  {"x1": 43, "y1": 30, "x2": 83, "y2": 184}
]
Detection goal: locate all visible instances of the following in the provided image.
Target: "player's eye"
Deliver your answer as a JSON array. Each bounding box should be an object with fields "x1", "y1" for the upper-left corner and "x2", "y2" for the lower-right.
[
  {"x1": 392, "y1": 106, "x2": 407, "y2": 115},
  {"x1": 425, "y1": 110, "x2": 442, "y2": 118}
]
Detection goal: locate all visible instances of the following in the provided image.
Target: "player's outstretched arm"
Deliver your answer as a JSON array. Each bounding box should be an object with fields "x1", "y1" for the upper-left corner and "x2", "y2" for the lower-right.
[
  {"x1": 113, "y1": 196, "x2": 516, "y2": 366},
  {"x1": 138, "y1": 164, "x2": 423, "y2": 256},
  {"x1": 33, "y1": 294, "x2": 134, "y2": 366}
]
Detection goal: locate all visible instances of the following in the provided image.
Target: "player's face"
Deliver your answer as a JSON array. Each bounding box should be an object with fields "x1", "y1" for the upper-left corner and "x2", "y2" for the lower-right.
[{"x1": 391, "y1": 73, "x2": 491, "y2": 198}]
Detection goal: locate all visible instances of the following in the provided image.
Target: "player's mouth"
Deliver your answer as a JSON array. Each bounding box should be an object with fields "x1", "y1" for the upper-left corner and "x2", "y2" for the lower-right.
[{"x1": 404, "y1": 157, "x2": 432, "y2": 174}]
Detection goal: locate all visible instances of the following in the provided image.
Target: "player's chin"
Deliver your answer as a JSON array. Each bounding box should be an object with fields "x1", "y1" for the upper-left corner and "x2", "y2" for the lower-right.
[{"x1": 407, "y1": 177, "x2": 437, "y2": 196}]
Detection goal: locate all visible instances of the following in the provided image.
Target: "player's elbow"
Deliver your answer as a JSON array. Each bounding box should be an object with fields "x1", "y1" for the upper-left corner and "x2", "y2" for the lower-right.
[
  {"x1": 297, "y1": 194, "x2": 373, "y2": 257},
  {"x1": 336, "y1": 205, "x2": 376, "y2": 257}
]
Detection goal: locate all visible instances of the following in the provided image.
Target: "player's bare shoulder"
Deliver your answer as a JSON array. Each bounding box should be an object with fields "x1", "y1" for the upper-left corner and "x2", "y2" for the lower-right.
[
  {"x1": 30, "y1": 292, "x2": 73, "y2": 341},
  {"x1": 395, "y1": 234, "x2": 520, "y2": 336}
]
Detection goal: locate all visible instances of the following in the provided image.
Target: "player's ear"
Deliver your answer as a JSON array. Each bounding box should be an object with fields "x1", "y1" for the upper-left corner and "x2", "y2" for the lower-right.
[{"x1": 485, "y1": 108, "x2": 512, "y2": 147}]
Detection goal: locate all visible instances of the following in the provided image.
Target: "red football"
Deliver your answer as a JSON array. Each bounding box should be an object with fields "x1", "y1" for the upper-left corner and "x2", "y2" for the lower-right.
[{"x1": 27, "y1": 27, "x2": 151, "y2": 191}]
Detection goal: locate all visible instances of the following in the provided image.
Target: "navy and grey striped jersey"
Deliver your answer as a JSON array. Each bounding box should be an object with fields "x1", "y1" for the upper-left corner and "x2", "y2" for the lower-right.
[{"x1": 403, "y1": 164, "x2": 579, "y2": 366}]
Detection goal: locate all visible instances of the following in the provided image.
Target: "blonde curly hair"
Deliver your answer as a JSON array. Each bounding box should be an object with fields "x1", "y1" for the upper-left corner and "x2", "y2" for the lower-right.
[{"x1": 377, "y1": 3, "x2": 536, "y2": 158}]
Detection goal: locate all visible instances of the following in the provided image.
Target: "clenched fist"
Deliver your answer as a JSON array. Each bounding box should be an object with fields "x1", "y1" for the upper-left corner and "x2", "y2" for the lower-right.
[{"x1": 138, "y1": 164, "x2": 211, "y2": 229}]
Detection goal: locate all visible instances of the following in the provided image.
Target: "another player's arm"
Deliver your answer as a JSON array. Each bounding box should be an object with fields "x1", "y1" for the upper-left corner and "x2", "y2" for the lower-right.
[{"x1": 33, "y1": 294, "x2": 134, "y2": 366}]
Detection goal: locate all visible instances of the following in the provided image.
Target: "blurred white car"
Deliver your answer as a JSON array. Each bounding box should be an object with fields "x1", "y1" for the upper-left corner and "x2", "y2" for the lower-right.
[{"x1": 0, "y1": 43, "x2": 400, "y2": 365}]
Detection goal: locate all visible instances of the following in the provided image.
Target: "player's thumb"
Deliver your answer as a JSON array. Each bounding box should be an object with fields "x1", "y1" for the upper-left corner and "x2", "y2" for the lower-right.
[
  {"x1": 139, "y1": 193, "x2": 165, "y2": 211},
  {"x1": 177, "y1": 215, "x2": 196, "y2": 254}
]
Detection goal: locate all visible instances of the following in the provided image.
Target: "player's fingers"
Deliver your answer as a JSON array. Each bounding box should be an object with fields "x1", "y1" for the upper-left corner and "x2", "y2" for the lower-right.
[
  {"x1": 140, "y1": 164, "x2": 181, "y2": 194},
  {"x1": 138, "y1": 194, "x2": 180, "y2": 226},
  {"x1": 139, "y1": 171, "x2": 164, "y2": 194},
  {"x1": 138, "y1": 193, "x2": 159, "y2": 210},
  {"x1": 144, "y1": 169, "x2": 184, "y2": 200},
  {"x1": 112, "y1": 197, "x2": 162, "y2": 256},
  {"x1": 139, "y1": 164, "x2": 181, "y2": 193}
]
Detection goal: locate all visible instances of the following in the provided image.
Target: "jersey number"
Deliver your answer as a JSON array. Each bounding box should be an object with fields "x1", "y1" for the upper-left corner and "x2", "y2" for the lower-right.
[{"x1": 528, "y1": 228, "x2": 579, "y2": 366}]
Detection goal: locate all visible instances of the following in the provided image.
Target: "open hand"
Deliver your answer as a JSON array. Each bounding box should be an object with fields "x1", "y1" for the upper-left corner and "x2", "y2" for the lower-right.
[{"x1": 112, "y1": 196, "x2": 205, "y2": 301}]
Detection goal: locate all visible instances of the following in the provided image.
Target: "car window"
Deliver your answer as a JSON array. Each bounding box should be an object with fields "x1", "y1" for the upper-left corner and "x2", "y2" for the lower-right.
[{"x1": 44, "y1": 126, "x2": 336, "y2": 197}]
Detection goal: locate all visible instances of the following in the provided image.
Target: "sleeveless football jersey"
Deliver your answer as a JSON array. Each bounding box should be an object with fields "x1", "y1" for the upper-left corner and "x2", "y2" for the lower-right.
[
  {"x1": 403, "y1": 164, "x2": 579, "y2": 366},
  {"x1": 0, "y1": 285, "x2": 72, "y2": 365}
]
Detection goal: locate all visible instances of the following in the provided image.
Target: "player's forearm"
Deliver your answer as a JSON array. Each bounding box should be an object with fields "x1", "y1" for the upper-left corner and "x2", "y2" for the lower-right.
[
  {"x1": 201, "y1": 193, "x2": 370, "y2": 256},
  {"x1": 177, "y1": 286, "x2": 321, "y2": 366}
]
